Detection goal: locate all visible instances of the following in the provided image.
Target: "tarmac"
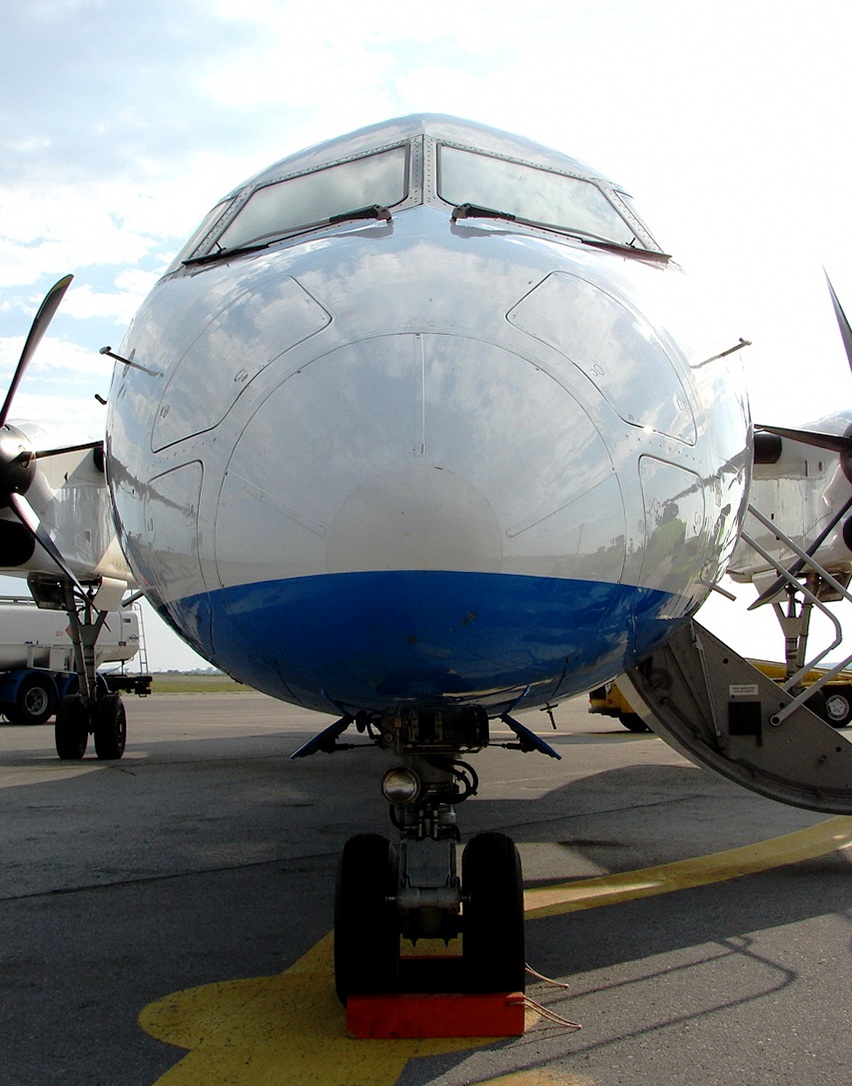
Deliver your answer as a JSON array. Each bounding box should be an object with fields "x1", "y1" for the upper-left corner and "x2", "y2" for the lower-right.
[{"x1": 0, "y1": 690, "x2": 850, "y2": 1085}]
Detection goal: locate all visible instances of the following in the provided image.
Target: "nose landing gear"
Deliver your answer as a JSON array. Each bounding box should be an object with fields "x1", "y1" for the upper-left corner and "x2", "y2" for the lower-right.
[
  {"x1": 333, "y1": 823, "x2": 525, "y2": 1007},
  {"x1": 325, "y1": 707, "x2": 527, "y2": 1009}
]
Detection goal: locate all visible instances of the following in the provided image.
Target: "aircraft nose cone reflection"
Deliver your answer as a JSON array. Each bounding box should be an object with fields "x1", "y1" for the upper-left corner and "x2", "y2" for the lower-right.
[
  {"x1": 214, "y1": 332, "x2": 624, "y2": 588},
  {"x1": 327, "y1": 462, "x2": 502, "y2": 574}
]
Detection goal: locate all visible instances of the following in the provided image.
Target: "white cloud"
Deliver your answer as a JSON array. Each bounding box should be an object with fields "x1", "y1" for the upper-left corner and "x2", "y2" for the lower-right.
[
  {"x1": 60, "y1": 276, "x2": 161, "y2": 324},
  {"x1": 0, "y1": 332, "x2": 109, "y2": 382},
  {"x1": 0, "y1": 186, "x2": 159, "y2": 285},
  {"x1": 5, "y1": 390, "x2": 107, "y2": 446}
]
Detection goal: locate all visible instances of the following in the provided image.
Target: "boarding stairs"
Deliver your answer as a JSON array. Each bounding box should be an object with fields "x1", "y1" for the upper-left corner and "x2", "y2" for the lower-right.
[{"x1": 620, "y1": 503, "x2": 852, "y2": 814}]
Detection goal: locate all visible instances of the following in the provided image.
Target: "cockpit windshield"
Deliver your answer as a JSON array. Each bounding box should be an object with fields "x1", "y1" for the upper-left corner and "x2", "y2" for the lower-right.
[
  {"x1": 170, "y1": 124, "x2": 661, "y2": 270},
  {"x1": 438, "y1": 145, "x2": 639, "y2": 247},
  {"x1": 216, "y1": 145, "x2": 408, "y2": 252}
]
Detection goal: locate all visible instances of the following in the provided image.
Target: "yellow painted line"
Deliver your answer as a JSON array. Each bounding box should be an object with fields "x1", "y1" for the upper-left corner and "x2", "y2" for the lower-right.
[
  {"x1": 524, "y1": 815, "x2": 852, "y2": 919},
  {"x1": 140, "y1": 816, "x2": 852, "y2": 1085},
  {"x1": 475, "y1": 1076, "x2": 593, "y2": 1086},
  {"x1": 140, "y1": 933, "x2": 500, "y2": 1085}
]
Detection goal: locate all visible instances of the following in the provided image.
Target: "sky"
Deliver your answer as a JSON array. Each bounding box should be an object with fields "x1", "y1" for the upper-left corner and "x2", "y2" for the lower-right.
[{"x1": 1, "y1": 0, "x2": 852, "y2": 672}]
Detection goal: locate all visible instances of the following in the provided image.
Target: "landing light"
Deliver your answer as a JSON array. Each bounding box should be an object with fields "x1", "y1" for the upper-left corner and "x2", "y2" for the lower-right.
[{"x1": 381, "y1": 766, "x2": 421, "y2": 805}]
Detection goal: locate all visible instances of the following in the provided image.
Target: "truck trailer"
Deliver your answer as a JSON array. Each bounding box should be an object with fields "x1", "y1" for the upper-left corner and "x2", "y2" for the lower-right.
[{"x1": 0, "y1": 595, "x2": 150, "y2": 725}]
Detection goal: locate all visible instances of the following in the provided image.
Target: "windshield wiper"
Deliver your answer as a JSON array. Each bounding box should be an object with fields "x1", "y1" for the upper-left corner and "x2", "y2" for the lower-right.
[
  {"x1": 183, "y1": 206, "x2": 393, "y2": 267},
  {"x1": 451, "y1": 202, "x2": 669, "y2": 261},
  {"x1": 328, "y1": 204, "x2": 392, "y2": 224},
  {"x1": 578, "y1": 235, "x2": 670, "y2": 261},
  {"x1": 451, "y1": 202, "x2": 516, "y2": 225},
  {"x1": 183, "y1": 242, "x2": 269, "y2": 267}
]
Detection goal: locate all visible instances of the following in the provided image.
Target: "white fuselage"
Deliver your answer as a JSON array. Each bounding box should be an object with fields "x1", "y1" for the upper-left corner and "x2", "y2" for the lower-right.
[{"x1": 106, "y1": 116, "x2": 750, "y2": 716}]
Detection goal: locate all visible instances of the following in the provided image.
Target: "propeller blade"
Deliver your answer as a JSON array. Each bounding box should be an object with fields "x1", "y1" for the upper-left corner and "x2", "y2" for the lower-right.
[
  {"x1": 0, "y1": 274, "x2": 74, "y2": 427},
  {"x1": 33, "y1": 439, "x2": 103, "y2": 460},
  {"x1": 826, "y1": 273, "x2": 852, "y2": 377},
  {"x1": 754, "y1": 424, "x2": 852, "y2": 455},
  {"x1": 7, "y1": 491, "x2": 85, "y2": 595}
]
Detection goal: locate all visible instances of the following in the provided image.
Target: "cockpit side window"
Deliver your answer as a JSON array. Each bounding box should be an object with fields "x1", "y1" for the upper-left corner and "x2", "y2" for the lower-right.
[
  {"x1": 215, "y1": 145, "x2": 408, "y2": 252},
  {"x1": 438, "y1": 145, "x2": 643, "y2": 248},
  {"x1": 165, "y1": 199, "x2": 233, "y2": 274}
]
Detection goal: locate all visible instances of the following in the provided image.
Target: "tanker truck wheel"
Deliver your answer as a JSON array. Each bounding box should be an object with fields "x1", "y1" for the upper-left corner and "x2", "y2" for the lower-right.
[{"x1": 7, "y1": 673, "x2": 56, "y2": 726}]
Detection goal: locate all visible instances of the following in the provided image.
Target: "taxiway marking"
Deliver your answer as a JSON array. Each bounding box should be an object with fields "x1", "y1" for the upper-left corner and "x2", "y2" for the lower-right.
[
  {"x1": 524, "y1": 815, "x2": 852, "y2": 918},
  {"x1": 140, "y1": 933, "x2": 499, "y2": 1085},
  {"x1": 140, "y1": 816, "x2": 852, "y2": 1085}
]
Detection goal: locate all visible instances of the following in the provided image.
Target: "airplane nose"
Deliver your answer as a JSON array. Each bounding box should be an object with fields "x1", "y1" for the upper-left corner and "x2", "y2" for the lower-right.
[
  {"x1": 214, "y1": 332, "x2": 626, "y2": 586},
  {"x1": 207, "y1": 330, "x2": 634, "y2": 710}
]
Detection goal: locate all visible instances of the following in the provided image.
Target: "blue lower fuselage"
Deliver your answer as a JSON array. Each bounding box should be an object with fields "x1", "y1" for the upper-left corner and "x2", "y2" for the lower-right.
[{"x1": 161, "y1": 569, "x2": 677, "y2": 716}]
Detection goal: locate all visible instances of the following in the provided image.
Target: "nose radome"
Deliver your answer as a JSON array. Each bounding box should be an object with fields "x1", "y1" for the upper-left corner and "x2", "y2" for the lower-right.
[
  {"x1": 326, "y1": 462, "x2": 502, "y2": 574},
  {"x1": 214, "y1": 332, "x2": 625, "y2": 588}
]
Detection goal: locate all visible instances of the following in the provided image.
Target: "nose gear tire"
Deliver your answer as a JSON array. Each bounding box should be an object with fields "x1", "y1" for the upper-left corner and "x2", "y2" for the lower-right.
[
  {"x1": 462, "y1": 831, "x2": 525, "y2": 993},
  {"x1": 334, "y1": 833, "x2": 399, "y2": 1005}
]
